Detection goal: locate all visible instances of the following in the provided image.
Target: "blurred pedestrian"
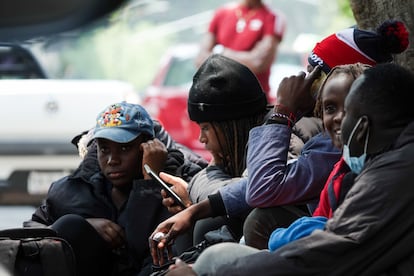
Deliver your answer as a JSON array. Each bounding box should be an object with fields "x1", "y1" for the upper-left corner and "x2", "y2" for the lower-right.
[{"x1": 195, "y1": 0, "x2": 286, "y2": 103}]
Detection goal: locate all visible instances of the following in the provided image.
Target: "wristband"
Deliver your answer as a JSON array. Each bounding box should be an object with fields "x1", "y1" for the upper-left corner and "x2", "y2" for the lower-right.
[
  {"x1": 268, "y1": 112, "x2": 294, "y2": 127},
  {"x1": 274, "y1": 104, "x2": 297, "y2": 125},
  {"x1": 266, "y1": 115, "x2": 289, "y2": 126}
]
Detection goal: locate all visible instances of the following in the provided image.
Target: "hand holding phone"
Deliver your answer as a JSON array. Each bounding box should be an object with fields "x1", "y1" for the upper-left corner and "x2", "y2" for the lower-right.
[{"x1": 144, "y1": 164, "x2": 186, "y2": 209}]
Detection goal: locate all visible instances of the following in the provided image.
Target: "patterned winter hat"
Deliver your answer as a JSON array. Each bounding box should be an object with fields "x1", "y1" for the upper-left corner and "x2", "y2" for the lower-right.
[
  {"x1": 308, "y1": 20, "x2": 409, "y2": 73},
  {"x1": 93, "y1": 102, "x2": 154, "y2": 143}
]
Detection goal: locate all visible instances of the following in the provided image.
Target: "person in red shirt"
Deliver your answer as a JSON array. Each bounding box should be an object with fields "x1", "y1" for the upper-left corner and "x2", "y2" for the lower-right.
[{"x1": 195, "y1": 0, "x2": 286, "y2": 103}]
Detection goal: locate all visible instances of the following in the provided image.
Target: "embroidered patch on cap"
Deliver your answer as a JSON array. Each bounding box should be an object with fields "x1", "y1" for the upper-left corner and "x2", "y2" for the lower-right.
[
  {"x1": 97, "y1": 103, "x2": 131, "y2": 128},
  {"x1": 93, "y1": 102, "x2": 154, "y2": 143}
]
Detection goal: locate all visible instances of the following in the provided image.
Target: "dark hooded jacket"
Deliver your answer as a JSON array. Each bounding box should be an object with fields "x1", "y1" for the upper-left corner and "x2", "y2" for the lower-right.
[
  {"x1": 216, "y1": 121, "x2": 414, "y2": 276},
  {"x1": 25, "y1": 121, "x2": 207, "y2": 275}
]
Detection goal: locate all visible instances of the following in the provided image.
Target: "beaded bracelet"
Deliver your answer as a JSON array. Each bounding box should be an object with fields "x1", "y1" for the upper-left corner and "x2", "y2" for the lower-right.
[
  {"x1": 274, "y1": 104, "x2": 297, "y2": 125},
  {"x1": 275, "y1": 104, "x2": 296, "y2": 119},
  {"x1": 266, "y1": 115, "x2": 288, "y2": 126},
  {"x1": 269, "y1": 112, "x2": 295, "y2": 127}
]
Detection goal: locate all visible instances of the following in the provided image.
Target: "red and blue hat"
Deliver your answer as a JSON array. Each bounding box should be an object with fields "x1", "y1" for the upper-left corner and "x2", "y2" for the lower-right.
[{"x1": 308, "y1": 20, "x2": 409, "y2": 73}]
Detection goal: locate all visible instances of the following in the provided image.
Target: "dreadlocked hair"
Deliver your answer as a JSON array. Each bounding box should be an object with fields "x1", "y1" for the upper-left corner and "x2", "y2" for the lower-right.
[
  {"x1": 313, "y1": 63, "x2": 372, "y2": 119},
  {"x1": 211, "y1": 111, "x2": 267, "y2": 177}
]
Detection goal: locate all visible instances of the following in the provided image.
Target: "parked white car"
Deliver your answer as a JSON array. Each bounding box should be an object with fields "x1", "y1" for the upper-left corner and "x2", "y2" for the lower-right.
[{"x1": 0, "y1": 79, "x2": 140, "y2": 205}]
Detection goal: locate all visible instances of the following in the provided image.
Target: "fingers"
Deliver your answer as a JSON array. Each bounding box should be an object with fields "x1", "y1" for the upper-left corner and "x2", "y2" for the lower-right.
[
  {"x1": 297, "y1": 71, "x2": 306, "y2": 78},
  {"x1": 294, "y1": 66, "x2": 321, "y2": 84},
  {"x1": 150, "y1": 223, "x2": 172, "y2": 266},
  {"x1": 103, "y1": 223, "x2": 125, "y2": 248},
  {"x1": 141, "y1": 138, "x2": 167, "y2": 153},
  {"x1": 306, "y1": 65, "x2": 322, "y2": 83},
  {"x1": 158, "y1": 240, "x2": 165, "y2": 265},
  {"x1": 165, "y1": 259, "x2": 196, "y2": 275},
  {"x1": 86, "y1": 218, "x2": 125, "y2": 249},
  {"x1": 276, "y1": 66, "x2": 323, "y2": 116},
  {"x1": 150, "y1": 235, "x2": 171, "y2": 266},
  {"x1": 149, "y1": 236, "x2": 160, "y2": 265},
  {"x1": 150, "y1": 210, "x2": 193, "y2": 266},
  {"x1": 149, "y1": 232, "x2": 164, "y2": 265},
  {"x1": 159, "y1": 172, "x2": 184, "y2": 186},
  {"x1": 109, "y1": 227, "x2": 125, "y2": 248},
  {"x1": 167, "y1": 243, "x2": 174, "y2": 261},
  {"x1": 162, "y1": 194, "x2": 183, "y2": 214},
  {"x1": 174, "y1": 258, "x2": 187, "y2": 268},
  {"x1": 159, "y1": 172, "x2": 191, "y2": 210},
  {"x1": 160, "y1": 172, "x2": 189, "y2": 196},
  {"x1": 161, "y1": 189, "x2": 168, "y2": 198},
  {"x1": 160, "y1": 174, "x2": 184, "y2": 203},
  {"x1": 142, "y1": 139, "x2": 168, "y2": 177}
]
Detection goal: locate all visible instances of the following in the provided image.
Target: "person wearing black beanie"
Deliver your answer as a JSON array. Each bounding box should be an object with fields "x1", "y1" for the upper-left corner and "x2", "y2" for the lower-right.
[
  {"x1": 187, "y1": 54, "x2": 268, "y2": 244},
  {"x1": 187, "y1": 54, "x2": 268, "y2": 178},
  {"x1": 157, "y1": 55, "x2": 269, "y2": 251}
]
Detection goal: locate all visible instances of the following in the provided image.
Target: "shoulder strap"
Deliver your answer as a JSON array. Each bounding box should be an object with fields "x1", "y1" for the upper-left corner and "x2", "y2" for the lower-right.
[
  {"x1": 327, "y1": 177, "x2": 338, "y2": 212},
  {"x1": 0, "y1": 239, "x2": 20, "y2": 274},
  {"x1": 338, "y1": 172, "x2": 356, "y2": 205}
]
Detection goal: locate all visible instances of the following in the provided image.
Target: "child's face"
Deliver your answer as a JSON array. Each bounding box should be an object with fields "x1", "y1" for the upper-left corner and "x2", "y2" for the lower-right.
[
  {"x1": 321, "y1": 72, "x2": 354, "y2": 149},
  {"x1": 97, "y1": 136, "x2": 144, "y2": 189}
]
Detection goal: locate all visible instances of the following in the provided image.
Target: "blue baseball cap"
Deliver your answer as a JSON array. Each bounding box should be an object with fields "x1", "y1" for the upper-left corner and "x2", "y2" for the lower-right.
[{"x1": 93, "y1": 102, "x2": 154, "y2": 143}]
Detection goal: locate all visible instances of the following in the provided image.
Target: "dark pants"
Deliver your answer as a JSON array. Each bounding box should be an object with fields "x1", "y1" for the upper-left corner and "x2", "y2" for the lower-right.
[
  {"x1": 193, "y1": 216, "x2": 245, "y2": 245},
  {"x1": 51, "y1": 214, "x2": 114, "y2": 276},
  {"x1": 243, "y1": 205, "x2": 310, "y2": 249},
  {"x1": 174, "y1": 215, "x2": 245, "y2": 254}
]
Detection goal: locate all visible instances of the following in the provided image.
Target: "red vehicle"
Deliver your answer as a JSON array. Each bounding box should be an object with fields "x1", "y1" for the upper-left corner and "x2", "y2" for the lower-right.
[
  {"x1": 142, "y1": 44, "x2": 212, "y2": 161},
  {"x1": 143, "y1": 44, "x2": 306, "y2": 162}
]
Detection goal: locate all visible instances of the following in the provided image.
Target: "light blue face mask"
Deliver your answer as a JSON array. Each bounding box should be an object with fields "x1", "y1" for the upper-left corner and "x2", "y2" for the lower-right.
[{"x1": 342, "y1": 117, "x2": 369, "y2": 175}]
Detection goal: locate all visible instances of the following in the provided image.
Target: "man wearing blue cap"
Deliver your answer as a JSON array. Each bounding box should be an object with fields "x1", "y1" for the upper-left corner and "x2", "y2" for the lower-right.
[{"x1": 26, "y1": 102, "x2": 185, "y2": 276}]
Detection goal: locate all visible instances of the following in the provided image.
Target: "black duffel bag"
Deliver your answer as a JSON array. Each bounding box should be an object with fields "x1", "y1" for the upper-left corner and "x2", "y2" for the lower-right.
[{"x1": 0, "y1": 227, "x2": 76, "y2": 276}]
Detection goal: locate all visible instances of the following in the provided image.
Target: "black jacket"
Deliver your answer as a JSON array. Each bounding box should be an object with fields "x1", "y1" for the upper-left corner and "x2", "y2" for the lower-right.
[
  {"x1": 26, "y1": 120, "x2": 207, "y2": 275},
  {"x1": 217, "y1": 121, "x2": 414, "y2": 276}
]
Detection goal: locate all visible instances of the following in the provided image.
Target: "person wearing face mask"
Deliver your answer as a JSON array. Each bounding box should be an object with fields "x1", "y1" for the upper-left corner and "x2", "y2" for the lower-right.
[
  {"x1": 242, "y1": 19, "x2": 409, "y2": 250},
  {"x1": 266, "y1": 63, "x2": 371, "y2": 252},
  {"x1": 341, "y1": 117, "x2": 368, "y2": 174},
  {"x1": 160, "y1": 62, "x2": 414, "y2": 276}
]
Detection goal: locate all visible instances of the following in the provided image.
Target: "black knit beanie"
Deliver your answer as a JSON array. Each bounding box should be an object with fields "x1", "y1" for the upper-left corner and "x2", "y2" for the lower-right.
[{"x1": 188, "y1": 54, "x2": 267, "y2": 123}]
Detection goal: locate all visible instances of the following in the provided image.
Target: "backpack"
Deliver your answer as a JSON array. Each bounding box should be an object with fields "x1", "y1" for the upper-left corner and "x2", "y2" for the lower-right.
[{"x1": 0, "y1": 228, "x2": 76, "y2": 276}]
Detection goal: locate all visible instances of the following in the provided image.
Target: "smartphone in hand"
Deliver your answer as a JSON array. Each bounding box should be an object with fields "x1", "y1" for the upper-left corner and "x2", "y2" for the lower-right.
[{"x1": 144, "y1": 164, "x2": 186, "y2": 209}]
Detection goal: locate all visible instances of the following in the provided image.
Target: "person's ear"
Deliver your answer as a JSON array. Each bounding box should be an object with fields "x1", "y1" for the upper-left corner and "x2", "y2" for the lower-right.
[{"x1": 355, "y1": 115, "x2": 369, "y2": 144}]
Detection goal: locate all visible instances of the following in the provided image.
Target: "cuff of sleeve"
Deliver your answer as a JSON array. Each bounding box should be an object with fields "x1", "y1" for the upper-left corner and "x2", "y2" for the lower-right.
[
  {"x1": 208, "y1": 193, "x2": 227, "y2": 217},
  {"x1": 212, "y1": 44, "x2": 225, "y2": 55}
]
